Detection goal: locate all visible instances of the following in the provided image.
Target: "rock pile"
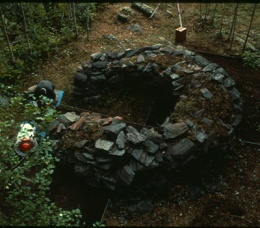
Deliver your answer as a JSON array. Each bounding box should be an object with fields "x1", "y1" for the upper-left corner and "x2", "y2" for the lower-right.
[{"x1": 49, "y1": 44, "x2": 243, "y2": 191}]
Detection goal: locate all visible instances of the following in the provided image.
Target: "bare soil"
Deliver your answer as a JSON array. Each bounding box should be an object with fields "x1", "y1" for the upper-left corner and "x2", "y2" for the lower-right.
[{"x1": 22, "y1": 3, "x2": 259, "y2": 226}]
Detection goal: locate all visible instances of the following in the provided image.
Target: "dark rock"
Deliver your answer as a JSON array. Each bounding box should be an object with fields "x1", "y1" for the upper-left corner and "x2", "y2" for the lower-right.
[
  {"x1": 232, "y1": 114, "x2": 243, "y2": 127},
  {"x1": 103, "y1": 122, "x2": 126, "y2": 135},
  {"x1": 233, "y1": 103, "x2": 243, "y2": 113},
  {"x1": 74, "y1": 72, "x2": 88, "y2": 87},
  {"x1": 155, "y1": 151, "x2": 164, "y2": 163},
  {"x1": 196, "y1": 131, "x2": 208, "y2": 143},
  {"x1": 194, "y1": 55, "x2": 210, "y2": 67},
  {"x1": 228, "y1": 88, "x2": 241, "y2": 103},
  {"x1": 145, "y1": 139, "x2": 159, "y2": 154},
  {"x1": 193, "y1": 109, "x2": 205, "y2": 119},
  {"x1": 82, "y1": 61, "x2": 92, "y2": 71},
  {"x1": 92, "y1": 61, "x2": 107, "y2": 69},
  {"x1": 126, "y1": 24, "x2": 142, "y2": 34},
  {"x1": 190, "y1": 80, "x2": 202, "y2": 88},
  {"x1": 96, "y1": 156, "x2": 115, "y2": 163},
  {"x1": 183, "y1": 69, "x2": 194, "y2": 74},
  {"x1": 63, "y1": 112, "x2": 80, "y2": 122},
  {"x1": 214, "y1": 67, "x2": 229, "y2": 76},
  {"x1": 128, "y1": 200, "x2": 154, "y2": 213},
  {"x1": 202, "y1": 63, "x2": 219, "y2": 72},
  {"x1": 202, "y1": 117, "x2": 213, "y2": 126},
  {"x1": 126, "y1": 126, "x2": 146, "y2": 144},
  {"x1": 224, "y1": 77, "x2": 236, "y2": 88},
  {"x1": 74, "y1": 164, "x2": 92, "y2": 175},
  {"x1": 47, "y1": 119, "x2": 60, "y2": 132},
  {"x1": 151, "y1": 43, "x2": 163, "y2": 49},
  {"x1": 210, "y1": 73, "x2": 225, "y2": 83},
  {"x1": 185, "y1": 119, "x2": 195, "y2": 127},
  {"x1": 143, "y1": 62, "x2": 153, "y2": 72},
  {"x1": 166, "y1": 138, "x2": 195, "y2": 161},
  {"x1": 163, "y1": 67, "x2": 173, "y2": 77},
  {"x1": 193, "y1": 72, "x2": 203, "y2": 77},
  {"x1": 131, "y1": 149, "x2": 154, "y2": 167},
  {"x1": 201, "y1": 88, "x2": 213, "y2": 99},
  {"x1": 117, "y1": 13, "x2": 130, "y2": 22},
  {"x1": 107, "y1": 52, "x2": 119, "y2": 59},
  {"x1": 109, "y1": 148, "x2": 125, "y2": 156},
  {"x1": 136, "y1": 54, "x2": 145, "y2": 63},
  {"x1": 90, "y1": 52, "x2": 102, "y2": 61},
  {"x1": 95, "y1": 139, "x2": 114, "y2": 151},
  {"x1": 116, "y1": 131, "x2": 125, "y2": 149},
  {"x1": 125, "y1": 48, "x2": 140, "y2": 58},
  {"x1": 170, "y1": 73, "x2": 180, "y2": 80},
  {"x1": 74, "y1": 151, "x2": 89, "y2": 163},
  {"x1": 82, "y1": 152, "x2": 95, "y2": 160},
  {"x1": 73, "y1": 140, "x2": 88, "y2": 148},
  {"x1": 162, "y1": 122, "x2": 188, "y2": 139},
  {"x1": 172, "y1": 50, "x2": 184, "y2": 56},
  {"x1": 137, "y1": 64, "x2": 145, "y2": 71},
  {"x1": 145, "y1": 52, "x2": 157, "y2": 58},
  {"x1": 95, "y1": 162, "x2": 113, "y2": 170},
  {"x1": 130, "y1": 160, "x2": 145, "y2": 172},
  {"x1": 0, "y1": 94, "x2": 9, "y2": 107},
  {"x1": 117, "y1": 51, "x2": 125, "y2": 59},
  {"x1": 117, "y1": 165, "x2": 135, "y2": 185},
  {"x1": 159, "y1": 46, "x2": 173, "y2": 54}
]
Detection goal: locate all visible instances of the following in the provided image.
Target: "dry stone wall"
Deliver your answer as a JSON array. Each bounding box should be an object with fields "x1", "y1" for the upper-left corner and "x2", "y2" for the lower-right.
[{"x1": 49, "y1": 44, "x2": 243, "y2": 191}]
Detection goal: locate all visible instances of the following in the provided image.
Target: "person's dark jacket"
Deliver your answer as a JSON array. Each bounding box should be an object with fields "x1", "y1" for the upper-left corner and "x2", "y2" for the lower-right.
[{"x1": 34, "y1": 80, "x2": 56, "y2": 100}]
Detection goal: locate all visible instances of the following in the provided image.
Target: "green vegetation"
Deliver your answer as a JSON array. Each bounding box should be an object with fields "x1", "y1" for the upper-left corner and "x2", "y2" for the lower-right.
[
  {"x1": 241, "y1": 50, "x2": 260, "y2": 69},
  {"x1": 0, "y1": 3, "x2": 100, "y2": 225},
  {"x1": 0, "y1": 2, "x2": 97, "y2": 82},
  {"x1": 0, "y1": 92, "x2": 82, "y2": 225}
]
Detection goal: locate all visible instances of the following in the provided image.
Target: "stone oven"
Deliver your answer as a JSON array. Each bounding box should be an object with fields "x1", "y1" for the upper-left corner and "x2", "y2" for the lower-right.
[{"x1": 48, "y1": 44, "x2": 243, "y2": 191}]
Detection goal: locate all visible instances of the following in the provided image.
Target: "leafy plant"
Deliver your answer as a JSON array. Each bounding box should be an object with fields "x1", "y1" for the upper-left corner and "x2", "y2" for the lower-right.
[
  {"x1": 0, "y1": 93, "x2": 82, "y2": 226},
  {"x1": 241, "y1": 50, "x2": 260, "y2": 69}
]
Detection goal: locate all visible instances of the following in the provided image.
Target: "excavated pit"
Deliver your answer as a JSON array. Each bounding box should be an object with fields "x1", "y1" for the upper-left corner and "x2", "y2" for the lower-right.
[{"x1": 49, "y1": 44, "x2": 243, "y2": 192}]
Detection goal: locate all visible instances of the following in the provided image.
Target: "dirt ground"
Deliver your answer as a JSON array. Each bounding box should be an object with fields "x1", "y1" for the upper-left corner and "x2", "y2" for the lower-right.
[{"x1": 23, "y1": 3, "x2": 259, "y2": 226}]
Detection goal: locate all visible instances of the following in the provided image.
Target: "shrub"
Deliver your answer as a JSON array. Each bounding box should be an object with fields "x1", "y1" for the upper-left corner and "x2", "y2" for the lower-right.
[{"x1": 0, "y1": 93, "x2": 82, "y2": 226}]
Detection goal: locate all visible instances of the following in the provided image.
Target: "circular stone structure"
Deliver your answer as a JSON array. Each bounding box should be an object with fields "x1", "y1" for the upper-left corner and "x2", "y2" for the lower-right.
[{"x1": 49, "y1": 44, "x2": 243, "y2": 191}]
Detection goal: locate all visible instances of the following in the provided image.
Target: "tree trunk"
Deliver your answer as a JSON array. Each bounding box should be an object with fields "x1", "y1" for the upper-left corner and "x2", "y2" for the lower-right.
[
  {"x1": 229, "y1": 3, "x2": 239, "y2": 50},
  {"x1": 242, "y1": 3, "x2": 257, "y2": 53},
  {"x1": 20, "y1": 3, "x2": 32, "y2": 55},
  {"x1": 228, "y1": 3, "x2": 239, "y2": 41},
  {"x1": 0, "y1": 6, "x2": 15, "y2": 62},
  {"x1": 219, "y1": 3, "x2": 226, "y2": 36},
  {"x1": 72, "y1": 2, "x2": 78, "y2": 38},
  {"x1": 86, "y1": 2, "x2": 90, "y2": 42},
  {"x1": 67, "y1": 3, "x2": 72, "y2": 25},
  {"x1": 211, "y1": 3, "x2": 218, "y2": 25}
]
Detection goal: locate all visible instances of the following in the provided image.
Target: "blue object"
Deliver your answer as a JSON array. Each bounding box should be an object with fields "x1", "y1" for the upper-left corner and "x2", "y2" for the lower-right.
[{"x1": 54, "y1": 90, "x2": 64, "y2": 107}]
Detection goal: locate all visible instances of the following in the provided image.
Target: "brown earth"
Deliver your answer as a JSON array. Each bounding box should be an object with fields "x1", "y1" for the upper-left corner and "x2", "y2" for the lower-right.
[{"x1": 21, "y1": 3, "x2": 259, "y2": 226}]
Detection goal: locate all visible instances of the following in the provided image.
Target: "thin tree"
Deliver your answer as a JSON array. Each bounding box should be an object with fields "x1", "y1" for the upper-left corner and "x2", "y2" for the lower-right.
[
  {"x1": 210, "y1": 3, "x2": 218, "y2": 25},
  {"x1": 86, "y1": 2, "x2": 90, "y2": 41},
  {"x1": 72, "y1": 2, "x2": 78, "y2": 38},
  {"x1": 228, "y1": 3, "x2": 239, "y2": 41},
  {"x1": 20, "y1": 3, "x2": 32, "y2": 55},
  {"x1": 242, "y1": 3, "x2": 257, "y2": 53},
  {"x1": 67, "y1": 3, "x2": 72, "y2": 25},
  {"x1": 229, "y1": 3, "x2": 239, "y2": 50},
  {"x1": 219, "y1": 3, "x2": 226, "y2": 37},
  {"x1": 0, "y1": 5, "x2": 15, "y2": 62}
]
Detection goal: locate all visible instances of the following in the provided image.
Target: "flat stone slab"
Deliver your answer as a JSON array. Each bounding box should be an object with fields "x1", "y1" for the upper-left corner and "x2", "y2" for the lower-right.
[{"x1": 95, "y1": 139, "x2": 114, "y2": 151}]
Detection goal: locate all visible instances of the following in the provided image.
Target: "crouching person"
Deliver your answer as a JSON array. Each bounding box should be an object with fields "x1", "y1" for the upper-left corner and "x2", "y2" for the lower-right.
[{"x1": 27, "y1": 80, "x2": 58, "y2": 108}]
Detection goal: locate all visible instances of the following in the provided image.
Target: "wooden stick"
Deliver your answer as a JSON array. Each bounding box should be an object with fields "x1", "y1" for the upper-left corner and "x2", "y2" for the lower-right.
[{"x1": 68, "y1": 112, "x2": 89, "y2": 130}]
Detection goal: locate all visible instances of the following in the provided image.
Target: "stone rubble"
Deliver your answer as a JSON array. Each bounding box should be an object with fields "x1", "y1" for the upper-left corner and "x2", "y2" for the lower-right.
[{"x1": 48, "y1": 44, "x2": 243, "y2": 192}]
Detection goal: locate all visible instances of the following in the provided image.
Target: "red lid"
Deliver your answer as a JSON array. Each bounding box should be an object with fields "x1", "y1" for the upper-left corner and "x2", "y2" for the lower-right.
[{"x1": 18, "y1": 139, "x2": 34, "y2": 152}]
